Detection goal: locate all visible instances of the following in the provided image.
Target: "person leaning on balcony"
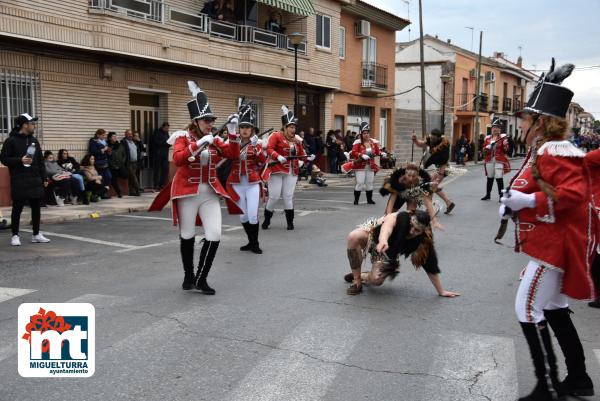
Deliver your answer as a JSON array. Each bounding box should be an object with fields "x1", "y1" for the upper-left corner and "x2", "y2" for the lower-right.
[
  {"x1": 217, "y1": 0, "x2": 236, "y2": 23},
  {"x1": 200, "y1": 0, "x2": 219, "y2": 19},
  {"x1": 265, "y1": 11, "x2": 283, "y2": 33}
]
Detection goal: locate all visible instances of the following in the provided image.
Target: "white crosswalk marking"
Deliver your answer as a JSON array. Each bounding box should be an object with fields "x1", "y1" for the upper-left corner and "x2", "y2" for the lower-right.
[
  {"x1": 225, "y1": 316, "x2": 367, "y2": 401},
  {"x1": 0, "y1": 287, "x2": 36, "y2": 303},
  {"x1": 428, "y1": 331, "x2": 518, "y2": 401}
]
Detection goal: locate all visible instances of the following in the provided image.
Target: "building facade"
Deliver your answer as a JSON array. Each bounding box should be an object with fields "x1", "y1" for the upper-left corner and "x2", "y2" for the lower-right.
[
  {"x1": 0, "y1": 0, "x2": 353, "y2": 198},
  {"x1": 331, "y1": 0, "x2": 407, "y2": 156}
]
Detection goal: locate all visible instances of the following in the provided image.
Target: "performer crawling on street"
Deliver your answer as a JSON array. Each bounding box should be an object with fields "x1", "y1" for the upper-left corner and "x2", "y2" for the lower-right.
[
  {"x1": 344, "y1": 210, "x2": 460, "y2": 297},
  {"x1": 379, "y1": 163, "x2": 443, "y2": 230}
]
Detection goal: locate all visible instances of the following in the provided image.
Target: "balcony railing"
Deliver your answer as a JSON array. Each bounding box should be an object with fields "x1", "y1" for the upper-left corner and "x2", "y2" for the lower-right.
[
  {"x1": 513, "y1": 99, "x2": 522, "y2": 112},
  {"x1": 89, "y1": 0, "x2": 307, "y2": 55},
  {"x1": 456, "y1": 93, "x2": 488, "y2": 112},
  {"x1": 503, "y1": 97, "x2": 512, "y2": 112},
  {"x1": 491, "y1": 95, "x2": 499, "y2": 112},
  {"x1": 361, "y1": 63, "x2": 388, "y2": 92}
]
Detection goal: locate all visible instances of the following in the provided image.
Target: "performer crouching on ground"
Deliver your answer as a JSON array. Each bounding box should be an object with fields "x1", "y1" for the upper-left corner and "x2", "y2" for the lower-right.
[
  {"x1": 149, "y1": 81, "x2": 240, "y2": 294},
  {"x1": 344, "y1": 210, "x2": 460, "y2": 297},
  {"x1": 379, "y1": 163, "x2": 443, "y2": 230},
  {"x1": 481, "y1": 117, "x2": 511, "y2": 201},
  {"x1": 261, "y1": 106, "x2": 314, "y2": 230},
  {"x1": 348, "y1": 121, "x2": 381, "y2": 205},
  {"x1": 226, "y1": 101, "x2": 265, "y2": 254},
  {"x1": 500, "y1": 60, "x2": 595, "y2": 400},
  {"x1": 411, "y1": 129, "x2": 455, "y2": 214}
]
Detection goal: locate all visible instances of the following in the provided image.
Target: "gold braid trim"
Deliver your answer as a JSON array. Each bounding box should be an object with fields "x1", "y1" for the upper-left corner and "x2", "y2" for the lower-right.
[
  {"x1": 430, "y1": 137, "x2": 449, "y2": 156},
  {"x1": 530, "y1": 137, "x2": 557, "y2": 202},
  {"x1": 411, "y1": 228, "x2": 433, "y2": 269}
]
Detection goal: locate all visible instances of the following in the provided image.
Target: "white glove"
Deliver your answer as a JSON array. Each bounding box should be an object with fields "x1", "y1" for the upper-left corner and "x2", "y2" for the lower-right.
[
  {"x1": 381, "y1": 152, "x2": 387, "y2": 158},
  {"x1": 250, "y1": 135, "x2": 259, "y2": 146},
  {"x1": 500, "y1": 189, "x2": 536, "y2": 211},
  {"x1": 498, "y1": 204, "x2": 513, "y2": 220},
  {"x1": 226, "y1": 114, "x2": 239, "y2": 135},
  {"x1": 307, "y1": 154, "x2": 316, "y2": 162},
  {"x1": 294, "y1": 134, "x2": 303, "y2": 143},
  {"x1": 361, "y1": 154, "x2": 370, "y2": 161},
  {"x1": 196, "y1": 135, "x2": 214, "y2": 147},
  {"x1": 277, "y1": 155, "x2": 287, "y2": 163}
]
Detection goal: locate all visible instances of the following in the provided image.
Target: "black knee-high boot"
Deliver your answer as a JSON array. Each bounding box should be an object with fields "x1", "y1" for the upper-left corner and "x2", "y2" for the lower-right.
[
  {"x1": 262, "y1": 209, "x2": 273, "y2": 230},
  {"x1": 180, "y1": 237, "x2": 196, "y2": 290},
  {"x1": 284, "y1": 209, "x2": 294, "y2": 230},
  {"x1": 194, "y1": 240, "x2": 220, "y2": 295},
  {"x1": 538, "y1": 321, "x2": 561, "y2": 396},
  {"x1": 366, "y1": 190, "x2": 376, "y2": 204},
  {"x1": 353, "y1": 190, "x2": 361, "y2": 205},
  {"x1": 240, "y1": 222, "x2": 252, "y2": 251},
  {"x1": 544, "y1": 308, "x2": 594, "y2": 397},
  {"x1": 249, "y1": 223, "x2": 262, "y2": 254},
  {"x1": 481, "y1": 178, "x2": 494, "y2": 200},
  {"x1": 519, "y1": 322, "x2": 553, "y2": 401},
  {"x1": 496, "y1": 178, "x2": 504, "y2": 200}
]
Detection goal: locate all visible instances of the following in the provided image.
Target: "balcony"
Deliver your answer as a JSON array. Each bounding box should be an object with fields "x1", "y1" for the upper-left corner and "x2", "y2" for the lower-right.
[
  {"x1": 491, "y1": 95, "x2": 499, "y2": 112},
  {"x1": 361, "y1": 63, "x2": 388, "y2": 93},
  {"x1": 513, "y1": 99, "x2": 522, "y2": 113},
  {"x1": 503, "y1": 97, "x2": 512, "y2": 112},
  {"x1": 455, "y1": 93, "x2": 489, "y2": 113},
  {"x1": 88, "y1": 0, "x2": 307, "y2": 55}
]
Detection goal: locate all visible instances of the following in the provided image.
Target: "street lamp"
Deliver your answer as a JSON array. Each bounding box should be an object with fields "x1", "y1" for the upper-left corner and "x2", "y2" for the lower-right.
[
  {"x1": 288, "y1": 32, "x2": 305, "y2": 118},
  {"x1": 440, "y1": 74, "x2": 451, "y2": 135}
]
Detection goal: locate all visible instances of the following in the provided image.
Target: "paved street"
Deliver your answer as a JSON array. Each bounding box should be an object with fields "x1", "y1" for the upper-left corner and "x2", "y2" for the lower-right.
[{"x1": 1, "y1": 164, "x2": 598, "y2": 401}]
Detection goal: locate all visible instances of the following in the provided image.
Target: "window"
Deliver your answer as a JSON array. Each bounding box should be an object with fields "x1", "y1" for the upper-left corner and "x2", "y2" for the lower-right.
[
  {"x1": 316, "y1": 14, "x2": 331, "y2": 49},
  {"x1": 339, "y1": 26, "x2": 346, "y2": 59},
  {"x1": 362, "y1": 36, "x2": 376, "y2": 63},
  {"x1": 1, "y1": 69, "x2": 40, "y2": 142}
]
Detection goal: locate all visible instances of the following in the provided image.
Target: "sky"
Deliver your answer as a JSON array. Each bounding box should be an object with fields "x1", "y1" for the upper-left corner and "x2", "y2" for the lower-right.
[{"x1": 365, "y1": 0, "x2": 600, "y2": 120}]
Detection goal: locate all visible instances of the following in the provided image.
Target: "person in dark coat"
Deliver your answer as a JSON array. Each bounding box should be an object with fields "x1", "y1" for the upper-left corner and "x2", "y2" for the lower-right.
[
  {"x1": 0, "y1": 113, "x2": 50, "y2": 246},
  {"x1": 88, "y1": 128, "x2": 112, "y2": 198},
  {"x1": 151, "y1": 122, "x2": 171, "y2": 190}
]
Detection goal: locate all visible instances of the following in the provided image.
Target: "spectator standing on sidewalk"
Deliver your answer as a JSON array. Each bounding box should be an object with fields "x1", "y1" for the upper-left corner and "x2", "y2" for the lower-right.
[
  {"x1": 455, "y1": 133, "x2": 468, "y2": 165},
  {"x1": 122, "y1": 129, "x2": 141, "y2": 196},
  {"x1": 107, "y1": 132, "x2": 127, "y2": 198},
  {"x1": 132, "y1": 131, "x2": 146, "y2": 187},
  {"x1": 0, "y1": 113, "x2": 50, "y2": 246},
  {"x1": 88, "y1": 128, "x2": 112, "y2": 198},
  {"x1": 326, "y1": 130, "x2": 339, "y2": 173},
  {"x1": 151, "y1": 122, "x2": 171, "y2": 190}
]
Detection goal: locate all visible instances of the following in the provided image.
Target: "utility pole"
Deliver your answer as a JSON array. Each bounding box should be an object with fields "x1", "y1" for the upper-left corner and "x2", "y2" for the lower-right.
[
  {"x1": 473, "y1": 30, "x2": 483, "y2": 163},
  {"x1": 418, "y1": 0, "x2": 426, "y2": 139}
]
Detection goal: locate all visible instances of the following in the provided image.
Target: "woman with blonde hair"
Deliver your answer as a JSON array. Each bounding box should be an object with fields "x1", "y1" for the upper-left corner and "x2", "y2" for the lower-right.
[{"x1": 500, "y1": 59, "x2": 595, "y2": 400}]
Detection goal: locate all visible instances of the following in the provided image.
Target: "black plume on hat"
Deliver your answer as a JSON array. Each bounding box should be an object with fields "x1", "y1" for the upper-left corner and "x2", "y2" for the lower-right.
[
  {"x1": 281, "y1": 105, "x2": 297, "y2": 127},
  {"x1": 516, "y1": 58, "x2": 574, "y2": 119},
  {"x1": 187, "y1": 81, "x2": 215, "y2": 120}
]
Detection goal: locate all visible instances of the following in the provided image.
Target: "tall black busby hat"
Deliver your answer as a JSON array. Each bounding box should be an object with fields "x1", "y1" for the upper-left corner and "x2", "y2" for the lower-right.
[
  {"x1": 281, "y1": 105, "x2": 297, "y2": 127},
  {"x1": 238, "y1": 99, "x2": 255, "y2": 128},
  {"x1": 515, "y1": 58, "x2": 574, "y2": 119},
  {"x1": 359, "y1": 121, "x2": 370, "y2": 132},
  {"x1": 187, "y1": 81, "x2": 215, "y2": 120},
  {"x1": 491, "y1": 117, "x2": 502, "y2": 127}
]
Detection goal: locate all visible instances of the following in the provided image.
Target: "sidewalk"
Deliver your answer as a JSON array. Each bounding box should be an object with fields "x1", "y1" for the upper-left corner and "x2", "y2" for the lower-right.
[{"x1": 0, "y1": 193, "x2": 156, "y2": 227}]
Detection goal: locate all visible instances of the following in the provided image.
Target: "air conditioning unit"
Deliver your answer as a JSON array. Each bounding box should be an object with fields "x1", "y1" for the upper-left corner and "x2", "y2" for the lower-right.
[
  {"x1": 355, "y1": 20, "x2": 370, "y2": 38},
  {"x1": 485, "y1": 71, "x2": 496, "y2": 82},
  {"x1": 469, "y1": 68, "x2": 477, "y2": 79},
  {"x1": 518, "y1": 78, "x2": 526, "y2": 87}
]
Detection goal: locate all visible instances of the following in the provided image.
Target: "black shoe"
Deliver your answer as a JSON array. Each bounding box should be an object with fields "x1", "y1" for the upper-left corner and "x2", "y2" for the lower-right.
[
  {"x1": 344, "y1": 273, "x2": 354, "y2": 283},
  {"x1": 560, "y1": 374, "x2": 595, "y2": 396},
  {"x1": 444, "y1": 202, "x2": 455, "y2": 214},
  {"x1": 262, "y1": 209, "x2": 273, "y2": 230},
  {"x1": 182, "y1": 272, "x2": 195, "y2": 290},
  {"x1": 366, "y1": 190, "x2": 376, "y2": 204},
  {"x1": 589, "y1": 300, "x2": 600, "y2": 308},
  {"x1": 480, "y1": 195, "x2": 491, "y2": 200},
  {"x1": 285, "y1": 209, "x2": 294, "y2": 230},
  {"x1": 180, "y1": 237, "x2": 196, "y2": 290},
  {"x1": 519, "y1": 322, "x2": 554, "y2": 401},
  {"x1": 240, "y1": 222, "x2": 252, "y2": 251},
  {"x1": 249, "y1": 223, "x2": 262, "y2": 254},
  {"x1": 195, "y1": 278, "x2": 216, "y2": 295},
  {"x1": 353, "y1": 190, "x2": 361, "y2": 205}
]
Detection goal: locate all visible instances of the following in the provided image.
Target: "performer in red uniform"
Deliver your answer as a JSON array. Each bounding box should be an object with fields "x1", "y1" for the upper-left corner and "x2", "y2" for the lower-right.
[
  {"x1": 481, "y1": 117, "x2": 511, "y2": 201},
  {"x1": 499, "y1": 60, "x2": 596, "y2": 400},
  {"x1": 342, "y1": 121, "x2": 382, "y2": 205},
  {"x1": 226, "y1": 100, "x2": 266, "y2": 254},
  {"x1": 149, "y1": 81, "x2": 240, "y2": 294},
  {"x1": 261, "y1": 106, "x2": 314, "y2": 230},
  {"x1": 585, "y1": 148, "x2": 600, "y2": 308}
]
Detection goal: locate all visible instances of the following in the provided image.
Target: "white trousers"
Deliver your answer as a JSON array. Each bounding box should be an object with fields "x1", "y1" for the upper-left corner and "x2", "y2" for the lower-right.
[
  {"x1": 485, "y1": 158, "x2": 505, "y2": 178},
  {"x1": 232, "y1": 176, "x2": 260, "y2": 224},
  {"x1": 515, "y1": 260, "x2": 569, "y2": 323},
  {"x1": 266, "y1": 173, "x2": 297, "y2": 210},
  {"x1": 177, "y1": 184, "x2": 222, "y2": 241},
  {"x1": 355, "y1": 167, "x2": 375, "y2": 191}
]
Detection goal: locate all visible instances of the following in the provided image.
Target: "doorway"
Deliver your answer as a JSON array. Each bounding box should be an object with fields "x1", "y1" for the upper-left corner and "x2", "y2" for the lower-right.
[{"x1": 129, "y1": 92, "x2": 160, "y2": 188}]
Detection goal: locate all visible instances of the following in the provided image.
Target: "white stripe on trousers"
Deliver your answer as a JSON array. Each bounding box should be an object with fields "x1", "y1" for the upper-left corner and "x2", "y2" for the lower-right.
[
  {"x1": 232, "y1": 176, "x2": 260, "y2": 224},
  {"x1": 266, "y1": 173, "x2": 297, "y2": 210},
  {"x1": 177, "y1": 184, "x2": 222, "y2": 241}
]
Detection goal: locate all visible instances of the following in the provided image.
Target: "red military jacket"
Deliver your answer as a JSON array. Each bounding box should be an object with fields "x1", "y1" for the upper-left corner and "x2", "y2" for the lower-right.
[
  {"x1": 483, "y1": 134, "x2": 511, "y2": 175},
  {"x1": 511, "y1": 140, "x2": 595, "y2": 300},
  {"x1": 261, "y1": 131, "x2": 307, "y2": 181},
  {"x1": 348, "y1": 138, "x2": 381, "y2": 172},
  {"x1": 148, "y1": 130, "x2": 240, "y2": 225},
  {"x1": 226, "y1": 142, "x2": 266, "y2": 204},
  {"x1": 584, "y1": 149, "x2": 600, "y2": 251}
]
